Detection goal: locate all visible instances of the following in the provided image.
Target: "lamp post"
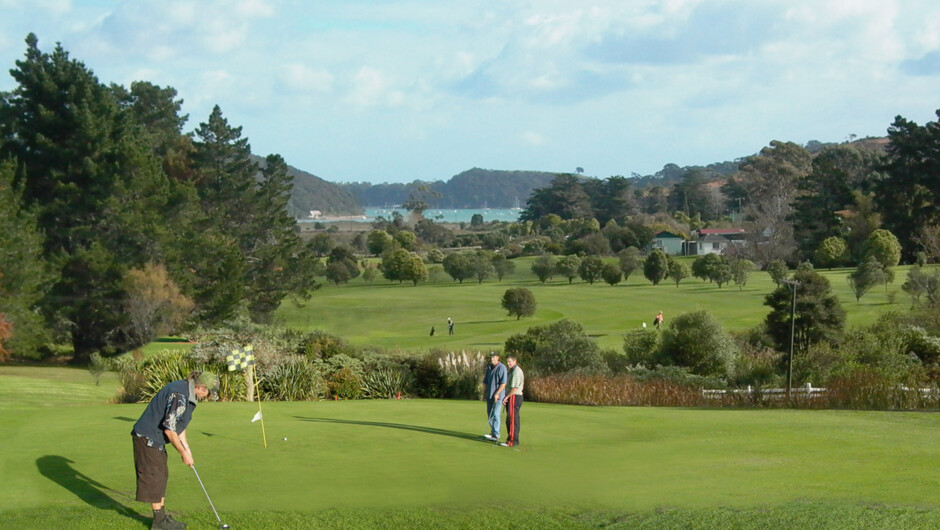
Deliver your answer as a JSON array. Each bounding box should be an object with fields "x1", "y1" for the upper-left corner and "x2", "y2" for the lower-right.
[{"x1": 779, "y1": 279, "x2": 801, "y2": 400}]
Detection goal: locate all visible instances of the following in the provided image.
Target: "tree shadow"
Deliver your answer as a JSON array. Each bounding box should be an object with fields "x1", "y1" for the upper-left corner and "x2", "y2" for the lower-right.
[
  {"x1": 36, "y1": 455, "x2": 148, "y2": 527},
  {"x1": 295, "y1": 417, "x2": 492, "y2": 443}
]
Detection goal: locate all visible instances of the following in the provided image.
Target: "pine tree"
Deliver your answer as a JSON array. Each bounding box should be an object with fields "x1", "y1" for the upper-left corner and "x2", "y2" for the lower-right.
[
  {"x1": 764, "y1": 268, "x2": 846, "y2": 356},
  {"x1": 0, "y1": 160, "x2": 53, "y2": 357},
  {"x1": 1, "y1": 34, "x2": 166, "y2": 361},
  {"x1": 878, "y1": 111, "x2": 940, "y2": 260}
]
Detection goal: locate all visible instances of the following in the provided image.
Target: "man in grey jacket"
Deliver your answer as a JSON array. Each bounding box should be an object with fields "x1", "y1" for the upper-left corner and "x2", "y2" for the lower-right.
[{"x1": 482, "y1": 352, "x2": 507, "y2": 442}]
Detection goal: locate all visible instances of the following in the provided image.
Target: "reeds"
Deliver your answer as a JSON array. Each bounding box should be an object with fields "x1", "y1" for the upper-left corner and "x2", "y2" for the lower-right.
[{"x1": 527, "y1": 374, "x2": 707, "y2": 407}]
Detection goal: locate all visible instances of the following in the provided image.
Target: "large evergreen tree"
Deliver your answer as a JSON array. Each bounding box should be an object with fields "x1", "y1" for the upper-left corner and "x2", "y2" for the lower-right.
[
  {"x1": 791, "y1": 146, "x2": 874, "y2": 260},
  {"x1": 520, "y1": 174, "x2": 592, "y2": 221},
  {"x1": 583, "y1": 175, "x2": 637, "y2": 225},
  {"x1": 877, "y1": 111, "x2": 940, "y2": 260},
  {"x1": 189, "y1": 106, "x2": 317, "y2": 322},
  {"x1": 764, "y1": 267, "x2": 846, "y2": 357},
  {"x1": 0, "y1": 160, "x2": 53, "y2": 357},
  {"x1": 1, "y1": 34, "x2": 169, "y2": 361}
]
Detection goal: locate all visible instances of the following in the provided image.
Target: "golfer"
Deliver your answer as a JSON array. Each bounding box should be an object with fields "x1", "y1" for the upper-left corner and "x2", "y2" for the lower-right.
[
  {"x1": 132, "y1": 371, "x2": 219, "y2": 530},
  {"x1": 482, "y1": 352, "x2": 507, "y2": 441},
  {"x1": 501, "y1": 355, "x2": 524, "y2": 447}
]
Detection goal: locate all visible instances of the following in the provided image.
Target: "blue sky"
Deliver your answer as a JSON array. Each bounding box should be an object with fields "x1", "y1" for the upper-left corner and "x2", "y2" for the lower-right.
[{"x1": 2, "y1": 0, "x2": 939, "y2": 183}]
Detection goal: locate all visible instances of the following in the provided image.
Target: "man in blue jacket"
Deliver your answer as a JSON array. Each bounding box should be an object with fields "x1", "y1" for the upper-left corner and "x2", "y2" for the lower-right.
[
  {"x1": 482, "y1": 352, "x2": 507, "y2": 442},
  {"x1": 132, "y1": 371, "x2": 219, "y2": 530}
]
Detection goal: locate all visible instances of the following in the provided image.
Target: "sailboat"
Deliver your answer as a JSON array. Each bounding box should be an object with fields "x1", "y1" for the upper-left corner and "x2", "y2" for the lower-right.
[{"x1": 510, "y1": 196, "x2": 522, "y2": 211}]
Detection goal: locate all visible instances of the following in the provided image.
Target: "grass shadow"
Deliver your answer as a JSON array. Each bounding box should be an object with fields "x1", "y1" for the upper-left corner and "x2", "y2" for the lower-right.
[
  {"x1": 36, "y1": 455, "x2": 149, "y2": 527},
  {"x1": 295, "y1": 416, "x2": 493, "y2": 443}
]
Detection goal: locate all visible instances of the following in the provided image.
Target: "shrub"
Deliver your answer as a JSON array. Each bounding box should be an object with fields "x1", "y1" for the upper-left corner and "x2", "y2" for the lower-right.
[
  {"x1": 627, "y1": 365, "x2": 727, "y2": 389},
  {"x1": 732, "y1": 345, "x2": 783, "y2": 388},
  {"x1": 406, "y1": 355, "x2": 448, "y2": 398},
  {"x1": 261, "y1": 356, "x2": 324, "y2": 401},
  {"x1": 139, "y1": 350, "x2": 198, "y2": 402},
  {"x1": 326, "y1": 367, "x2": 363, "y2": 399},
  {"x1": 622, "y1": 328, "x2": 660, "y2": 366},
  {"x1": 436, "y1": 350, "x2": 485, "y2": 399},
  {"x1": 657, "y1": 310, "x2": 738, "y2": 379},
  {"x1": 601, "y1": 348, "x2": 630, "y2": 374},
  {"x1": 121, "y1": 262, "x2": 194, "y2": 348},
  {"x1": 315, "y1": 353, "x2": 364, "y2": 377},
  {"x1": 361, "y1": 367, "x2": 413, "y2": 399},
  {"x1": 114, "y1": 364, "x2": 147, "y2": 404},
  {"x1": 88, "y1": 352, "x2": 107, "y2": 386},
  {"x1": 505, "y1": 319, "x2": 605, "y2": 374},
  {"x1": 219, "y1": 369, "x2": 248, "y2": 402},
  {"x1": 300, "y1": 330, "x2": 350, "y2": 360}
]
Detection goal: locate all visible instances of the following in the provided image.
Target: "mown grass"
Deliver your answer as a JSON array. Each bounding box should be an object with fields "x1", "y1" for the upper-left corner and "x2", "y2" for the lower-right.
[
  {"x1": 6, "y1": 503, "x2": 940, "y2": 529},
  {"x1": 277, "y1": 258, "x2": 915, "y2": 352},
  {"x1": 0, "y1": 365, "x2": 120, "y2": 409},
  {"x1": 2, "y1": 366, "x2": 939, "y2": 529}
]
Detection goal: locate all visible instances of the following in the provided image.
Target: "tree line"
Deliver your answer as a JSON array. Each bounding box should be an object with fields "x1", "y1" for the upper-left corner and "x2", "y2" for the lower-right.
[
  {"x1": 2, "y1": 33, "x2": 939, "y2": 373},
  {"x1": 518, "y1": 135, "x2": 939, "y2": 264},
  {"x1": 0, "y1": 35, "x2": 319, "y2": 362}
]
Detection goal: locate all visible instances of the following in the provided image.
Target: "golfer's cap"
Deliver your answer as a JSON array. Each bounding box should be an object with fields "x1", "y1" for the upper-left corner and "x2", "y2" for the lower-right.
[
  {"x1": 196, "y1": 371, "x2": 220, "y2": 398},
  {"x1": 490, "y1": 351, "x2": 499, "y2": 357}
]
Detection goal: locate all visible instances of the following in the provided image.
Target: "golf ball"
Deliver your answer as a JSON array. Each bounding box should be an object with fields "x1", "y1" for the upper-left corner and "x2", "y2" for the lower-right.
[{"x1": 283, "y1": 437, "x2": 287, "y2": 441}]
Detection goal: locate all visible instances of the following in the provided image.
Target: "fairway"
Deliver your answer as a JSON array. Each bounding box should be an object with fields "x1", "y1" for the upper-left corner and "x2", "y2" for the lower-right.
[
  {"x1": 277, "y1": 259, "x2": 915, "y2": 352},
  {"x1": 2, "y1": 366, "x2": 940, "y2": 529}
]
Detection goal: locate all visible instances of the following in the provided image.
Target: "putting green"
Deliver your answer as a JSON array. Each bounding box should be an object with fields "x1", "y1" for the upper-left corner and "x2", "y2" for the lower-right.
[{"x1": 3, "y1": 399, "x2": 939, "y2": 523}]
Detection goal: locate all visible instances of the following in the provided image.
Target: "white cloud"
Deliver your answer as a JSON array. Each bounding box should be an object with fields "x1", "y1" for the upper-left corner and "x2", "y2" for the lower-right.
[
  {"x1": 233, "y1": 0, "x2": 275, "y2": 18},
  {"x1": 915, "y1": 11, "x2": 940, "y2": 50},
  {"x1": 280, "y1": 63, "x2": 334, "y2": 93},
  {"x1": 35, "y1": 0, "x2": 71, "y2": 15},
  {"x1": 202, "y1": 20, "x2": 248, "y2": 54},
  {"x1": 5, "y1": 0, "x2": 940, "y2": 182},
  {"x1": 345, "y1": 66, "x2": 407, "y2": 108},
  {"x1": 521, "y1": 131, "x2": 544, "y2": 146}
]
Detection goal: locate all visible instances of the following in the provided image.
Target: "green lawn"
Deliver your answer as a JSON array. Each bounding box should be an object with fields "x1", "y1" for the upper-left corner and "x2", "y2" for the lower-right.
[
  {"x1": 2, "y1": 366, "x2": 939, "y2": 528},
  {"x1": 277, "y1": 259, "x2": 915, "y2": 351}
]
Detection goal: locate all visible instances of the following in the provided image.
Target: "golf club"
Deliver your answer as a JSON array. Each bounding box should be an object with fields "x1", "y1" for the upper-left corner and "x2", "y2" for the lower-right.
[{"x1": 192, "y1": 465, "x2": 230, "y2": 529}]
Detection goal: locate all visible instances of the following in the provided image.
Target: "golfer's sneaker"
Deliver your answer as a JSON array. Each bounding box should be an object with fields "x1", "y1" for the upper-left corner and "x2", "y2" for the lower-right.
[
  {"x1": 499, "y1": 442, "x2": 509, "y2": 447},
  {"x1": 152, "y1": 515, "x2": 186, "y2": 530},
  {"x1": 483, "y1": 434, "x2": 497, "y2": 441}
]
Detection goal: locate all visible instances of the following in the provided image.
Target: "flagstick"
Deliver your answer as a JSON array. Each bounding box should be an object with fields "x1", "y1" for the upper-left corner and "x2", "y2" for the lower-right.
[{"x1": 252, "y1": 363, "x2": 268, "y2": 448}]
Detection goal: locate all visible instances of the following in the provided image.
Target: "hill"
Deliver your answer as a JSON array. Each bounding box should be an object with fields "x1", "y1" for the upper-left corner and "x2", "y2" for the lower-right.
[
  {"x1": 338, "y1": 168, "x2": 558, "y2": 208},
  {"x1": 285, "y1": 136, "x2": 890, "y2": 214},
  {"x1": 252, "y1": 155, "x2": 362, "y2": 217}
]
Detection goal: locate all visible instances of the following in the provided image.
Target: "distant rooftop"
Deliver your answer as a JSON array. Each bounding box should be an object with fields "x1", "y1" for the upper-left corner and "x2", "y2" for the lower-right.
[{"x1": 698, "y1": 228, "x2": 745, "y2": 235}]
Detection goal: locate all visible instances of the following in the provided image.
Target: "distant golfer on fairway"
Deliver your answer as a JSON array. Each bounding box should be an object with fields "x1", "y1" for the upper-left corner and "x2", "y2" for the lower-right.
[
  {"x1": 132, "y1": 371, "x2": 219, "y2": 530},
  {"x1": 482, "y1": 352, "x2": 507, "y2": 441}
]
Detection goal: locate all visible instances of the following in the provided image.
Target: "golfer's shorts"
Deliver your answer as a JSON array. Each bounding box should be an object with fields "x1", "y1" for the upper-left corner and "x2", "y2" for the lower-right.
[{"x1": 133, "y1": 434, "x2": 168, "y2": 503}]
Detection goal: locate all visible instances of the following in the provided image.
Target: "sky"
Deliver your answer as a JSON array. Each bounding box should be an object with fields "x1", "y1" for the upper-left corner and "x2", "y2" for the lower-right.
[{"x1": 2, "y1": 0, "x2": 940, "y2": 184}]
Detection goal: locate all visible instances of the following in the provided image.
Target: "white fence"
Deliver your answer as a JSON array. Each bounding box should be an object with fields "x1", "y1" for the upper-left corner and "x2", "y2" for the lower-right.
[
  {"x1": 702, "y1": 383, "x2": 825, "y2": 400},
  {"x1": 702, "y1": 384, "x2": 936, "y2": 401}
]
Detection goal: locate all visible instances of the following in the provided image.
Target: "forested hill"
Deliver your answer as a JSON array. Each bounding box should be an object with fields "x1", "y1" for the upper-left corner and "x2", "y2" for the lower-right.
[
  {"x1": 338, "y1": 168, "x2": 558, "y2": 208},
  {"x1": 252, "y1": 155, "x2": 363, "y2": 217},
  {"x1": 287, "y1": 137, "x2": 891, "y2": 214}
]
